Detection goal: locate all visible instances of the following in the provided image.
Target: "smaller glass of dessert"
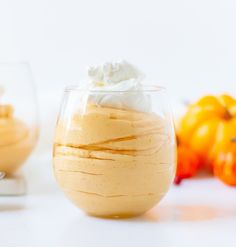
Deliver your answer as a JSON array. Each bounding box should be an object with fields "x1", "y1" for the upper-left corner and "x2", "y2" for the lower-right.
[
  {"x1": 0, "y1": 63, "x2": 39, "y2": 175},
  {"x1": 53, "y1": 61, "x2": 176, "y2": 218}
]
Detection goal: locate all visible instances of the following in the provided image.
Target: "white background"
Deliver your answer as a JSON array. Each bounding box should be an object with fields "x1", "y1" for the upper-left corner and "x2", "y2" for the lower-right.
[
  {"x1": 1, "y1": 1, "x2": 236, "y2": 246},
  {"x1": 1, "y1": 0, "x2": 236, "y2": 97},
  {"x1": 1, "y1": 0, "x2": 236, "y2": 150}
]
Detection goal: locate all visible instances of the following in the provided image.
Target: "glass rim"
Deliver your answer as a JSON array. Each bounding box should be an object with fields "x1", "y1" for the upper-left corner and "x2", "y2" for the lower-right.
[{"x1": 64, "y1": 85, "x2": 166, "y2": 93}]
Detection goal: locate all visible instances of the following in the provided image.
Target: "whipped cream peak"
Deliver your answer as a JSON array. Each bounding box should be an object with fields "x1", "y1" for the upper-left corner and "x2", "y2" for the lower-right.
[
  {"x1": 81, "y1": 61, "x2": 151, "y2": 113},
  {"x1": 88, "y1": 60, "x2": 144, "y2": 86}
]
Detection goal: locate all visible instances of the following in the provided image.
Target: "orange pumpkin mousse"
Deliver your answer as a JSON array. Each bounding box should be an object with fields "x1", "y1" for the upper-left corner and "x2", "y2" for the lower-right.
[
  {"x1": 0, "y1": 104, "x2": 35, "y2": 174},
  {"x1": 53, "y1": 104, "x2": 175, "y2": 217}
]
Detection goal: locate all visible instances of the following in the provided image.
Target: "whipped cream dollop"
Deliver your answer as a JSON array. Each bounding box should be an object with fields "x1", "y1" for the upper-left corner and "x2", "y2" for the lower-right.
[{"x1": 85, "y1": 61, "x2": 151, "y2": 112}]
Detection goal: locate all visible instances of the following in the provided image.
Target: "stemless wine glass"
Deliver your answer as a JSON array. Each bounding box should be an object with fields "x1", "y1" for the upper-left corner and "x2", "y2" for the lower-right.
[
  {"x1": 0, "y1": 62, "x2": 39, "y2": 175},
  {"x1": 53, "y1": 86, "x2": 176, "y2": 218}
]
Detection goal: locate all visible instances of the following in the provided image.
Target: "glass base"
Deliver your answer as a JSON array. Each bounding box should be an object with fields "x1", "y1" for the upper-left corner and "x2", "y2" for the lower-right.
[{"x1": 86, "y1": 211, "x2": 144, "y2": 219}]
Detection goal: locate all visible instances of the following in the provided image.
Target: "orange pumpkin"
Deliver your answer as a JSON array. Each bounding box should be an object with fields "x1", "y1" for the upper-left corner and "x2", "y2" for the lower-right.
[
  {"x1": 213, "y1": 138, "x2": 236, "y2": 186},
  {"x1": 178, "y1": 94, "x2": 236, "y2": 170},
  {"x1": 174, "y1": 143, "x2": 201, "y2": 185}
]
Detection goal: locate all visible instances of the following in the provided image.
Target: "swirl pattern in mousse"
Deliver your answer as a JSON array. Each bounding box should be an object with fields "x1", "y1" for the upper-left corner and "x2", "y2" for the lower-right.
[{"x1": 54, "y1": 105, "x2": 175, "y2": 217}]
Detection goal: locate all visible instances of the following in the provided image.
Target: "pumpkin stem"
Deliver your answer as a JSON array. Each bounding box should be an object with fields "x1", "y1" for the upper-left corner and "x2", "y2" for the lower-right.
[
  {"x1": 224, "y1": 108, "x2": 232, "y2": 120},
  {"x1": 231, "y1": 137, "x2": 236, "y2": 143},
  {"x1": 176, "y1": 136, "x2": 180, "y2": 146}
]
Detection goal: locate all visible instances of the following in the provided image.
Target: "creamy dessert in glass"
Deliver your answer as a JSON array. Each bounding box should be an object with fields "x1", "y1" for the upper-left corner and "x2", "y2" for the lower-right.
[
  {"x1": 0, "y1": 63, "x2": 39, "y2": 175},
  {"x1": 0, "y1": 103, "x2": 35, "y2": 174},
  {"x1": 53, "y1": 61, "x2": 176, "y2": 218}
]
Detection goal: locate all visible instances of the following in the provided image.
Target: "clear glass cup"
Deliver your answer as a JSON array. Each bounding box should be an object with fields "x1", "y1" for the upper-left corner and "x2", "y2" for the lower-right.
[
  {"x1": 53, "y1": 86, "x2": 176, "y2": 218},
  {"x1": 0, "y1": 62, "x2": 39, "y2": 175}
]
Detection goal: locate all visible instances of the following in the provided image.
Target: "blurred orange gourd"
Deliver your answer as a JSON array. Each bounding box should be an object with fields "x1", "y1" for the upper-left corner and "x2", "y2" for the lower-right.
[
  {"x1": 178, "y1": 94, "x2": 236, "y2": 170},
  {"x1": 175, "y1": 142, "x2": 201, "y2": 185},
  {"x1": 213, "y1": 138, "x2": 236, "y2": 186}
]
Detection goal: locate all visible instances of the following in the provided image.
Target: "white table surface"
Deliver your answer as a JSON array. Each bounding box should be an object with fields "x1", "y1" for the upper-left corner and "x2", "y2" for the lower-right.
[{"x1": 1, "y1": 154, "x2": 236, "y2": 247}]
